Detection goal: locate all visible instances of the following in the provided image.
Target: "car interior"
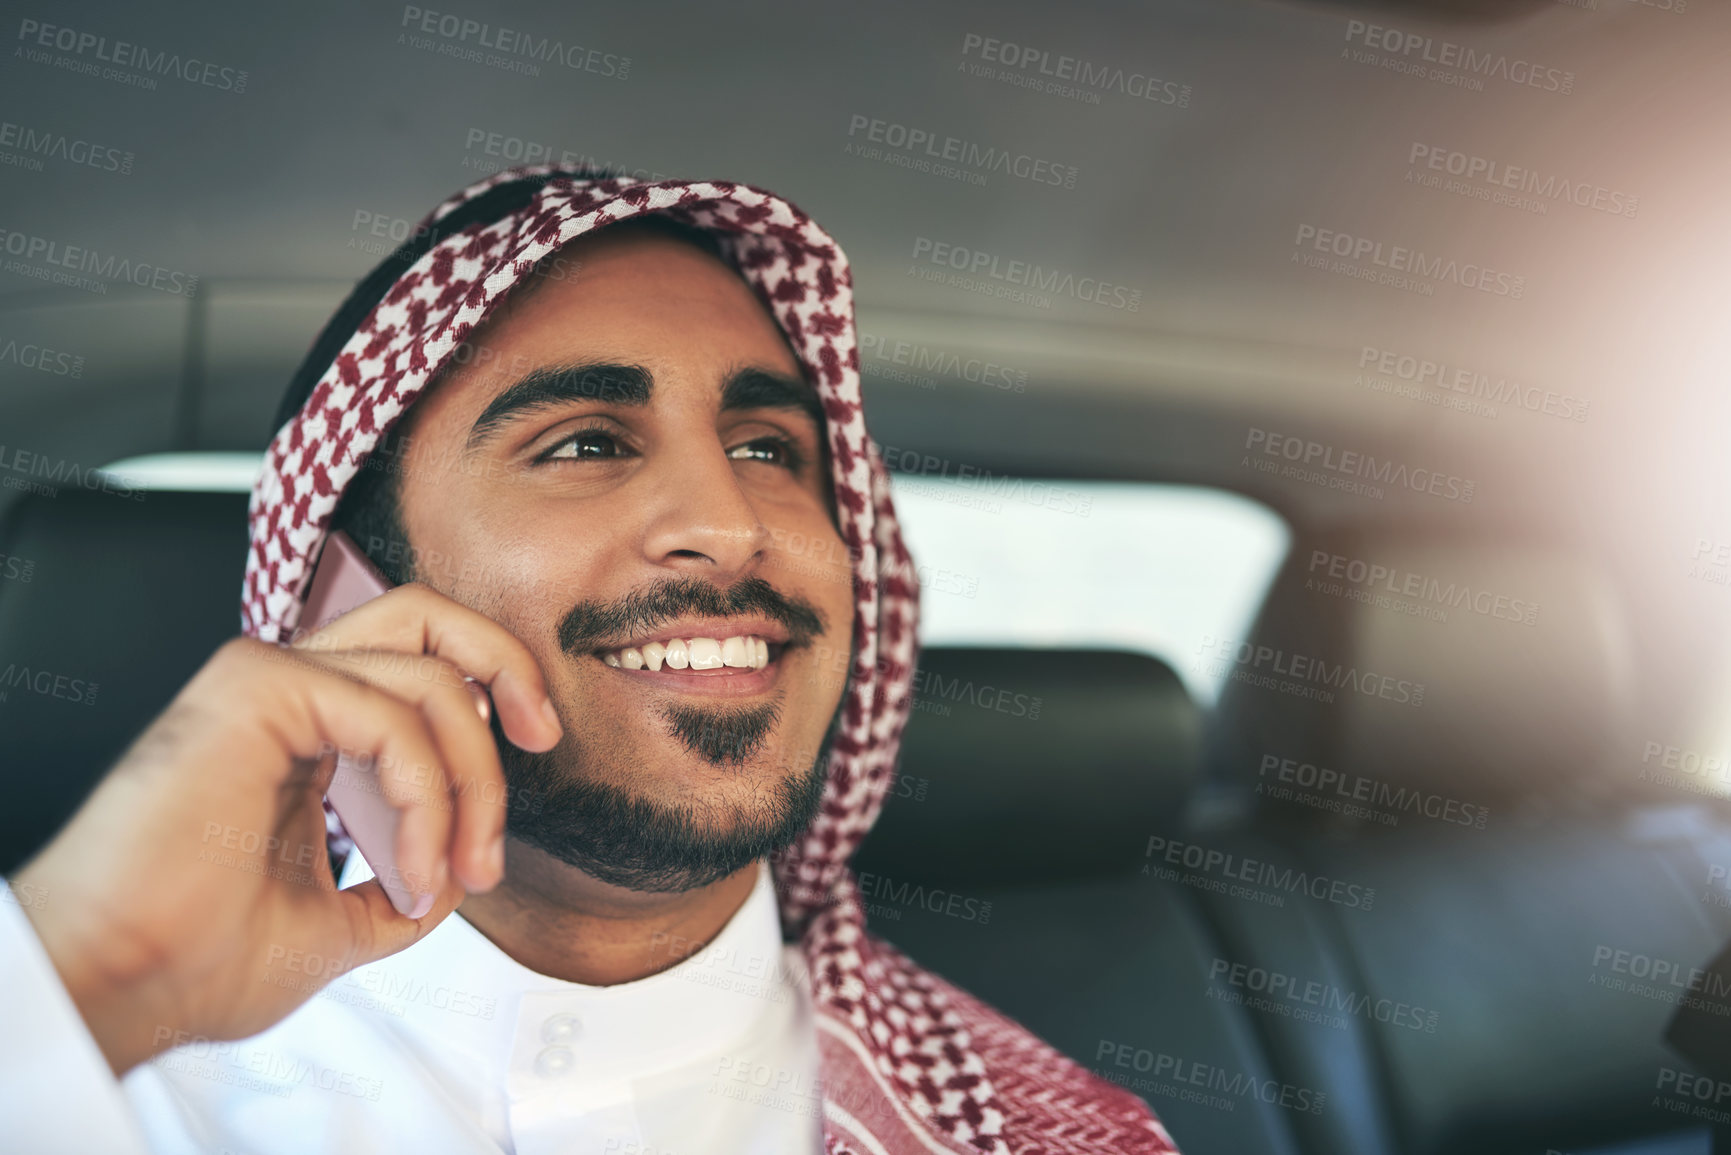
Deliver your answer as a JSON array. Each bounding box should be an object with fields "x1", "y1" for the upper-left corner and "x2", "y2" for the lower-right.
[{"x1": 4, "y1": 0, "x2": 1730, "y2": 1152}]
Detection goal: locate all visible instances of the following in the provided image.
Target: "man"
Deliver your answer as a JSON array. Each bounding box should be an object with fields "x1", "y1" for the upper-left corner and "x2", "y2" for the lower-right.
[{"x1": 0, "y1": 167, "x2": 1178, "y2": 1153}]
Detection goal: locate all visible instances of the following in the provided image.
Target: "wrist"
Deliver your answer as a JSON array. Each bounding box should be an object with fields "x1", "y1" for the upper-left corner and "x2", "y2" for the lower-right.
[{"x1": 12, "y1": 862, "x2": 170, "y2": 1077}]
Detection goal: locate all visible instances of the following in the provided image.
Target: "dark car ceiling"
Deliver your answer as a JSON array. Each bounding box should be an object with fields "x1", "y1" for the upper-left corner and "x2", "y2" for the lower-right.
[{"x1": 1, "y1": 0, "x2": 1726, "y2": 558}]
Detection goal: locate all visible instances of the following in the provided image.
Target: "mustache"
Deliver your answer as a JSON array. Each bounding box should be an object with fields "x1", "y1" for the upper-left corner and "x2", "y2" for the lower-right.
[{"x1": 555, "y1": 575, "x2": 828, "y2": 654}]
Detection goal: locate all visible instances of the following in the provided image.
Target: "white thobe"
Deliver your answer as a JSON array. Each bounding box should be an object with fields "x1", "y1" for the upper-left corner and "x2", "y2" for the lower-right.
[{"x1": 0, "y1": 857, "x2": 824, "y2": 1154}]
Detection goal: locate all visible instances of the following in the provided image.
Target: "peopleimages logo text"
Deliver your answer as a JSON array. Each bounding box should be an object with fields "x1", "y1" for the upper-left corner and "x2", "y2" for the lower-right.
[
  {"x1": 0, "y1": 445, "x2": 145, "y2": 502},
  {"x1": 1307, "y1": 548, "x2": 1539, "y2": 626},
  {"x1": 847, "y1": 115, "x2": 1078, "y2": 188},
  {"x1": 1145, "y1": 835, "x2": 1376, "y2": 910},
  {"x1": 959, "y1": 33, "x2": 1191, "y2": 107},
  {"x1": 0, "y1": 229, "x2": 197, "y2": 297},
  {"x1": 1344, "y1": 20, "x2": 1574, "y2": 94},
  {"x1": 0, "y1": 662, "x2": 99, "y2": 706},
  {"x1": 0, "y1": 121, "x2": 133, "y2": 175},
  {"x1": 1258, "y1": 753, "x2": 1489, "y2": 828},
  {"x1": 910, "y1": 237, "x2": 1141, "y2": 311},
  {"x1": 1245, "y1": 427, "x2": 1475, "y2": 504},
  {"x1": 399, "y1": 6, "x2": 630, "y2": 77},
  {"x1": 0, "y1": 337, "x2": 83, "y2": 378},
  {"x1": 1294, "y1": 225, "x2": 1525, "y2": 298},
  {"x1": 1408, "y1": 143, "x2": 1636, "y2": 219},
  {"x1": 1196, "y1": 633, "x2": 1425, "y2": 708},
  {"x1": 1208, "y1": 957, "x2": 1440, "y2": 1032},
  {"x1": 1357, "y1": 345, "x2": 1588, "y2": 421},
  {"x1": 16, "y1": 19, "x2": 249, "y2": 92}
]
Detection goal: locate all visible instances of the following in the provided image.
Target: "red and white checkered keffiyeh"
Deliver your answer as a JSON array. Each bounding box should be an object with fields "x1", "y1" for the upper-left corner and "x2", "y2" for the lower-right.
[{"x1": 240, "y1": 166, "x2": 1177, "y2": 1155}]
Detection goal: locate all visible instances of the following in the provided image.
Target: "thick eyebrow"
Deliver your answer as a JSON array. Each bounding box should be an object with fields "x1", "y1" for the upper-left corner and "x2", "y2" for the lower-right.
[
  {"x1": 721, "y1": 367, "x2": 824, "y2": 429},
  {"x1": 465, "y1": 363, "x2": 651, "y2": 451},
  {"x1": 465, "y1": 362, "x2": 823, "y2": 453}
]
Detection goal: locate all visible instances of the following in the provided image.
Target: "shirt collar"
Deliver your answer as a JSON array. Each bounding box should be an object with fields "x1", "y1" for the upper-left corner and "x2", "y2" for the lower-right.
[{"x1": 333, "y1": 857, "x2": 801, "y2": 1085}]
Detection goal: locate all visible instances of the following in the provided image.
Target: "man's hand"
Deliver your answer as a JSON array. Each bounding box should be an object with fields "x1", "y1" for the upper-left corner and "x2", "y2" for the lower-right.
[{"x1": 10, "y1": 583, "x2": 564, "y2": 1077}]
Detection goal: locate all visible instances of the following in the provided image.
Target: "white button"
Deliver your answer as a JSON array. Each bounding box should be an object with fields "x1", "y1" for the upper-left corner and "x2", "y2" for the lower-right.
[
  {"x1": 534, "y1": 1046, "x2": 575, "y2": 1078},
  {"x1": 541, "y1": 1013, "x2": 582, "y2": 1045}
]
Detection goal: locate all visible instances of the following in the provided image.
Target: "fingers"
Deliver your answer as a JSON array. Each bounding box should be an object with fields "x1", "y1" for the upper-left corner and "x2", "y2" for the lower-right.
[
  {"x1": 311, "y1": 649, "x2": 507, "y2": 894},
  {"x1": 293, "y1": 583, "x2": 563, "y2": 754},
  {"x1": 218, "y1": 640, "x2": 461, "y2": 914}
]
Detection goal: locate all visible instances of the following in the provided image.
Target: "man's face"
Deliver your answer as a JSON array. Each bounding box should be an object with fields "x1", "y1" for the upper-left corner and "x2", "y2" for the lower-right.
[{"x1": 389, "y1": 223, "x2": 856, "y2": 892}]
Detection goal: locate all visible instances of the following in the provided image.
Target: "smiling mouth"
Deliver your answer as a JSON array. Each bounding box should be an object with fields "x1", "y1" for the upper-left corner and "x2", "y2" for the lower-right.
[{"x1": 597, "y1": 633, "x2": 781, "y2": 674}]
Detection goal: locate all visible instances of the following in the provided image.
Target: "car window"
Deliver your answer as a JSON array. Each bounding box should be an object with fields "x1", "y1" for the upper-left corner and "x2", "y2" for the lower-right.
[{"x1": 889, "y1": 474, "x2": 1289, "y2": 705}]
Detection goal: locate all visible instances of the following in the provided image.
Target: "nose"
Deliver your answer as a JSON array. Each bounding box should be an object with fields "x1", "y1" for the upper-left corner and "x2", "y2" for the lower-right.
[{"x1": 639, "y1": 437, "x2": 772, "y2": 580}]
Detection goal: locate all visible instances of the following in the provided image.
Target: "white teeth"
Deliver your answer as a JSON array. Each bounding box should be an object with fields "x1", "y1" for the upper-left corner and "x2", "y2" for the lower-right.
[
  {"x1": 602, "y1": 635, "x2": 774, "y2": 672},
  {"x1": 688, "y1": 637, "x2": 724, "y2": 669}
]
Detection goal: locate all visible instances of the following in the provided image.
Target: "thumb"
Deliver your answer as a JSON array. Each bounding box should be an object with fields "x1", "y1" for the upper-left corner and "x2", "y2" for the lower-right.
[{"x1": 331, "y1": 871, "x2": 469, "y2": 971}]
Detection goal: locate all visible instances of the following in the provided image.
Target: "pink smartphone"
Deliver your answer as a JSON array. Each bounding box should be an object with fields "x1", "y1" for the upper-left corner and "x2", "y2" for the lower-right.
[{"x1": 299, "y1": 531, "x2": 437, "y2": 918}]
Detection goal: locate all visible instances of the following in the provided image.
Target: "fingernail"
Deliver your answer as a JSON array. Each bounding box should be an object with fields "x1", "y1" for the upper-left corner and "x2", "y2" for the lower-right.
[
  {"x1": 465, "y1": 679, "x2": 491, "y2": 723},
  {"x1": 540, "y1": 698, "x2": 562, "y2": 734}
]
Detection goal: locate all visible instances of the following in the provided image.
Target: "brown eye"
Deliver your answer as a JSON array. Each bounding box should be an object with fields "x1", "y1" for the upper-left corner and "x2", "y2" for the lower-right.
[
  {"x1": 543, "y1": 429, "x2": 624, "y2": 462},
  {"x1": 728, "y1": 437, "x2": 803, "y2": 470}
]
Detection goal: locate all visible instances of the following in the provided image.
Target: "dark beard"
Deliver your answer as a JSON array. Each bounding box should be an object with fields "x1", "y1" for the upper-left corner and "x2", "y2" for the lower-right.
[
  {"x1": 662, "y1": 699, "x2": 782, "y2": 766},
  {"x1": 494, "y1": 698, "x2": 837, "y2": 893}
]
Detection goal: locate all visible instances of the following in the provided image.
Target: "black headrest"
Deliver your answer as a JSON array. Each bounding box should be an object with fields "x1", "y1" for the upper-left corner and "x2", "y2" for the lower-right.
[
  {"x1": 851, "y1": 647, "x2": 1200, "y2": 888},
  {"x1": 0, "y1": 488, "x2": 251, "y2": 872},
  {"x1": 1210, "y1": 532, "x2": 1635, "y2": 808}
]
